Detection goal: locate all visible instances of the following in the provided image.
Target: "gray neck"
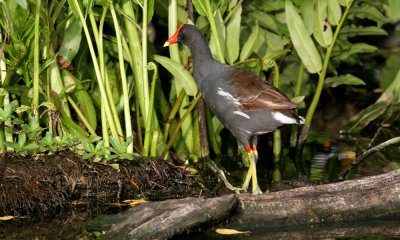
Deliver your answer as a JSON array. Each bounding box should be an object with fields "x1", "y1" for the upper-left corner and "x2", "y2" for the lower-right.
[{"x1": 181, "y1": 26, "x2": 216, "y2": 82}]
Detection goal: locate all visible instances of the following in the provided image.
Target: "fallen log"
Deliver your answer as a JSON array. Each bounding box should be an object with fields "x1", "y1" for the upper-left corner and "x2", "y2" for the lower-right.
[
  {"x1": 90, "y1": 169, "x2": 400, "y2": 239},
  {"x1": 88, "y1": 194, "x2": 238, "y2": 240},
  {"x1": 235, "y1": 169, "x2": 400, "y2": 226}
]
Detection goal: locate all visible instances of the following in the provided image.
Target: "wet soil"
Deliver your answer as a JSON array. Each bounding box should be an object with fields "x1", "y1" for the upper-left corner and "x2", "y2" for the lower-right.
[{"x1": 0, "y1": 151, "x2": 217, "y2": 216}]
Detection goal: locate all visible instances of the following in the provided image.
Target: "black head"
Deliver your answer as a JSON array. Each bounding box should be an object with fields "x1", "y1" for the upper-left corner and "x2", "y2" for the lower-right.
[{"x1": 163, "y1": 24, "x2": 203, "y2": 47}]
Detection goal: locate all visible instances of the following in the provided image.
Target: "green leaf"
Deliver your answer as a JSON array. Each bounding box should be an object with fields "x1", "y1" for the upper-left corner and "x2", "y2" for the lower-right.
[
  {"x1": 299, "y1": 0, "x2": 314, "y2": 34},
  {"x1": 18, "y1": 133, "x2": 27, "y2": 146},
  {"x1": 83, "y1": 152, "x2": 94, "y2": 159},
  {"x1": 313, "y1": 0, "x2": 332, "y2": 48},
  {"x1": 58, "y1": 15, "x2": 82, "y2": 63},
  {"x1": 225, "y1": 4, "x2": 242, "y2": 64},
  {"x1": 348, "y1": 101, "x2": 388, "y2": 133},
  {"x1": 339, "y1": 0, "x2": 352, "y2": 6},
  {"x1": 240, "y1": 23, "x2": 259, "y2": 61},
  {"x1": 24, "y1": 143, "x2": 38, "y2": 151},
  {"x1": 388, "y1": 0, "x2": 400, "y2": 20},
  {"x1": 250, "y1": 11, "x2": 286, "y2": 35},
  {"x1": 266, "y1": 31, "x2": 285, "y2": 52},
  {"x1": 192, "y1": 0, "x2": 207, "y2": 16},
  {"x1": 348, "y1": 4, "x2": 389, "y2": 27},
  {"x1": 58, "y1": 105, "x2": 89, "y2": 138},
  {"x1": 380, "y1": 55, "x2": 400, "y2": 90},
  {"x1": 382, "y1": 65, "x2": 400, "y2": 99},
  {"x1": 340, "y1": 25, "x2": 387, "y2": 37},
  {"x1": 109, "y1": 137, "x2": 121, "y2": 151},
  {"x1": 147, "y1": 0, "x2": 155, "y2": 22},
  {"x1": 73, "y1": 79, "x2": 97, "y2": 131},
  {"x1": 16, "y1": 0, "x2": 28, "y2": 9},
  {"x1": 4, "y1": 101, "x2": 18, "y2": 117},
  {"x1": 108, "y1": 163, "x2": 120, "y2": 170},
  {"x1": 324, "y1": 74, "x2": 366, "y2": 88},
  {"x1": 333, "y1": 43, "x2": 377, "y2": 61},
  {"x1": 286, "y1": 0, "x2": 322, "y2": 74},
  {"x1": 389, "y1": 162, "x2": 400, "y2": 170},
  {"x1": 209, "y1": 9, "x2": 226, "y2": 58},
  {"x1": 327, "y1": 0, "x2": 342, "y2": 25},
  {"x1": 67, "y1": 0, "x2": 80, "y2": 17},
  {"x1": 153, "y1": 55, "x2": 198, "y2": 96}
]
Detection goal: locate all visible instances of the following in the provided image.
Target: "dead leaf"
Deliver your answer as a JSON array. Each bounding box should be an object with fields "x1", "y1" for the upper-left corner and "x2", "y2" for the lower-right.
[
  {"x1": 122, "y1": 199, "x2": 147, "y2": 206},
  {"x1": 215, "y1": 228, "x2": 251, "y2": 235},
  {"x1": 0, "y1": 215, "x2": 16, "y2": 221}
]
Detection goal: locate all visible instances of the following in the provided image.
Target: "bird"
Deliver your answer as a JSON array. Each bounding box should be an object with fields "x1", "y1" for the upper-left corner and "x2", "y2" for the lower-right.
[{"x1": 164, "y1": 24, "x2": 304, "y2": 195}]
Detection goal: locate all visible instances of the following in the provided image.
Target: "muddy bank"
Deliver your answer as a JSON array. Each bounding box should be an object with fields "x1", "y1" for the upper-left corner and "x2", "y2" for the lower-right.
[{"x1": 0, "y1": 151, "x2": 212, "y2": 215}]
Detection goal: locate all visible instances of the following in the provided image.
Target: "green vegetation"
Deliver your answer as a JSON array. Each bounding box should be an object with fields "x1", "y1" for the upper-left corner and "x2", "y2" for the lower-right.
[{"x1": 0, "y1": 0, "x2": 399, "y2": 178}]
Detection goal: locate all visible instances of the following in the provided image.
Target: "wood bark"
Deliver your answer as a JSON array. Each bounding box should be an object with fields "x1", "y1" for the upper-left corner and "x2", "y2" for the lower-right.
[
  {"x1": 90, "y1": 194, "x2": 238, "y2": 240},
  {"x1": 236, "y1": 169, "x2": 400, "y2": 226},
  {"x1": 91, "y1": 169, "x2": 400, "y2": 239}
]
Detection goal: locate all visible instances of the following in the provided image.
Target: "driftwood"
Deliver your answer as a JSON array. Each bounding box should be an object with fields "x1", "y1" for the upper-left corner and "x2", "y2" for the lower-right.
[
  {"x1": 91, "y1": 169, "x2": 400, "y2": 239},
  {"x1": 88, "y1": 194, "x2": 238, "y2": 240},
  {"x1": 236, "y1": 169, "x2": 400, "y2": 226}
]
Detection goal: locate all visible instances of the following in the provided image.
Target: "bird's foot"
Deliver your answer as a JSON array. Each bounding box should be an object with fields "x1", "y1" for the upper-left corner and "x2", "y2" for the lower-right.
[
  {"x1": 224, "y1": 182, "x2": 242, "y2": 194},
  {"x1": 211, "y1": 162, "x2": 242, "y2": 193},
  {"x1": 252, "y1": 185, "x2": 262, "y2": 195}
]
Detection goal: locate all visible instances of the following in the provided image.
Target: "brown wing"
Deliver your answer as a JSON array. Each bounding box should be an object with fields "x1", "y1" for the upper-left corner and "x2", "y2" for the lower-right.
[{"x1": 227, "y1": 68, "x2": 298, "y2": 112}]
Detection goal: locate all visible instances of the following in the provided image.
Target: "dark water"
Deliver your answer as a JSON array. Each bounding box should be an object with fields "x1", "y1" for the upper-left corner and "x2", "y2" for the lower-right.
[{"x1": 181, "y1": 220, "x2": 400, "y2": 240}]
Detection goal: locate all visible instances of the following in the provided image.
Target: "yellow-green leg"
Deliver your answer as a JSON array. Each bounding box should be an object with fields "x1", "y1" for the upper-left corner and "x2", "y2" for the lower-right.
[
  {"x1": 208, "y1": 159, "x2": 242, "y2": 193},
  {"x1": 242, "y1": 146, "x2": 262, "y2": 195}
]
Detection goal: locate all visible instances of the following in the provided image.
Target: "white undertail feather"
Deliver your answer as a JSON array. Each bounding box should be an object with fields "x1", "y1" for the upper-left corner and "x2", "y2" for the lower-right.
[
  {"x1": 299, "y1": 116, "x2": 305, "y2": 124},
  {"x1": 271, "y1": 111, "x2": 301, "y2": 124}
]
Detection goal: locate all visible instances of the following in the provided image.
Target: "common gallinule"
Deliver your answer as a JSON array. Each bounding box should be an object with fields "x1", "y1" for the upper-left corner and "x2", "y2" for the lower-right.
[{"x1": 164, "y1": 24, "x2": 304, "y2": 195}]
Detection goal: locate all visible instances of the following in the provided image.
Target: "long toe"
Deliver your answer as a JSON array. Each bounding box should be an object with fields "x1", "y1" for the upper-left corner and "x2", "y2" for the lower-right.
[
  {"x1": 224, "y1": 182, "x2": 242, "y2": 193},
  {"x1": 252, "y1": 184, "x2": 263, "y2": 195}
]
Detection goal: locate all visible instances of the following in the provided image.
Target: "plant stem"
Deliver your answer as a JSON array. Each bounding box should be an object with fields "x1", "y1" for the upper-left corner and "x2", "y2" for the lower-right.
[
  {"x1": 198, "y1": 99, "x2": 209, "y2": 158},
  {"x1": 161, "y1": 93, "x2": 202, "y2": 159},
  {"x1": 101, "y1": 102, "x2": 110, "y2": 156},
  {"x1": 163, "y1": 89, "x2": 185, "y2": 140},
  {"x1": 223, "y1": 0, "x2": 244, "y2": 23},
  {"x1": 32, "y1": 0, "x2": 41, "y2": 127},
  {"x1": 110, "y1": 4, "x2": 133, "y2": 152},
  {"x1": 340, "y1": 136, "x2": 400, "y2": 179},
  {"x1": 150, "y1": 130, "x2": 159, "y2": 157},
  {"x1": 168, "y1": 0, "x2": 197, "y2": 154},
  {"x1": 295, "y1": 63, "x2": 305, "y2": 97},
  {"x1": 135, "y1": 100, "x2": 143, "y2": 151},
  {"x1": 143, "y1": 63, "x2": 158, "y2": 156},
  {"x1": 142, "y1": 0, "x2": 150, "y2": 122},
  {"x1": 67, "y1": 97, "x2": 96, "y2": 135},
  {"x1": 205, "y1": 106, "x2": 221, "y2": 156},
  {"x1": 205, "y1": 0, "x2": 225, "y2": 63},
  {"x1": 272, "y1": 61, "x2": 281, "y2": 181},
  {"x1": 299, "y1": 1, "x2": 354, "y2": 143},
  {"x1": 96, "y1": 8, "x2": 123, "y2": 138},
  {"x1": 291, "y1": 63, "x2": 305, "y2": 147},
  {"x1": 71, "y1": 0, "x2": 118, "y2": 138}
]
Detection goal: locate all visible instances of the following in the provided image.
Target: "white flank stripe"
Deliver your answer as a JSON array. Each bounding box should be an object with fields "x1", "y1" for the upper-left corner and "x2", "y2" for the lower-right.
[
  {"x1": 271, "y1": 111, "x2": 298, "y2": 124},
  {"x1": 233, "y1": 111, "x2": 251, "y2": 119},
  {"x1": 217, "y1": 88, "x2": 241, "y2": 106},
  {"x1": 299, "y1": 116, "x2": 305, "y2": 124}
]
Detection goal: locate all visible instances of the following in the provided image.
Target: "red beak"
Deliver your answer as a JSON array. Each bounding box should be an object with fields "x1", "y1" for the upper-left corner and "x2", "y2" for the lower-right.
[{"x1": 163, "y1": 23, "x2": 185, "y2": 47}]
